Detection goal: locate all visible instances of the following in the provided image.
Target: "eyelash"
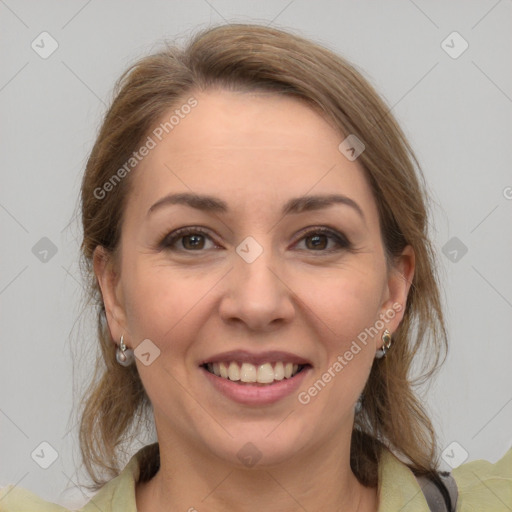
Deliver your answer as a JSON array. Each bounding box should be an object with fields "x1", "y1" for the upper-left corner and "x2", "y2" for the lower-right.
[{"x1": 158, "y1": 226, "x2": 353, "y2": 254}]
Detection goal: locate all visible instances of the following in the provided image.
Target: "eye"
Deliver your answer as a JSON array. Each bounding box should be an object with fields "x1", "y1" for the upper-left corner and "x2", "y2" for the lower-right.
[
  {"x1": 159, "y1": 227, "x2": 219, "y2": 251},
  {"x1": 159, "y1": 226, "x2": 352, "y2": 253},
  {"x1": 294, "y1": 227, "x2": 352, "y2": 252}
]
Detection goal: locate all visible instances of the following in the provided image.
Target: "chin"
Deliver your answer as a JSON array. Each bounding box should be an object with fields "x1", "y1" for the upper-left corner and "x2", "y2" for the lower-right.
[{"x1": 200, "y1": 423, "x2": 311, "y2": 469}]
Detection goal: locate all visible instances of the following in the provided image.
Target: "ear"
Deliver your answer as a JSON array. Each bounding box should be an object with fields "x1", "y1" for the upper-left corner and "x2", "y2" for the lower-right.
[
  {"x1": 93, "y1": 245, "x2": 128, "y2": 346},
  {"x1": 378, "y1": 245, "x2": 415, "y2": 341}
]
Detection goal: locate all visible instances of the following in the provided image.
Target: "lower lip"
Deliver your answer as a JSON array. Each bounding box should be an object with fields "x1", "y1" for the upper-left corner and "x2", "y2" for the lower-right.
[{"x1": 201, "y1": 366, "x2": 311, "y2": 405}]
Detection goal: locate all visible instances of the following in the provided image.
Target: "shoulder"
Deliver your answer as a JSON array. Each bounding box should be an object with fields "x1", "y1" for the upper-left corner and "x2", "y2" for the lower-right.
[
  {"x1": 0, "y1": 485, "x2": 69, "y2": 511},
  {"x1": 0, "y1": 443, "x2": 156, "y2": 512},
  {"x1": 376, "y1": 446, "x2": 512, "y2": 511},
  {"x1": 452, "y1": 446, "x2": 512, "y2": 510}
]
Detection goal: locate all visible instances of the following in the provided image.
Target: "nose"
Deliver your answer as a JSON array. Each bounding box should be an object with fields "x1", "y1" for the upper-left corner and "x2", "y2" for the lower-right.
[{"x1": 218, "y1": 241, "x2": 295, "y2": 332}]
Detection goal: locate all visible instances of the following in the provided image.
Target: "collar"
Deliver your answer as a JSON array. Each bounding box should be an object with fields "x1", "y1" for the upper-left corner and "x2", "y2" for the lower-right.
[{"x1": 82, "y1": 443, "x2": 431, "y2": 511}]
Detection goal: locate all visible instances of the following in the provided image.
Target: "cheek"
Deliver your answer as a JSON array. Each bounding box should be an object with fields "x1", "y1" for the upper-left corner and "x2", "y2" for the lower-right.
[
  {"x1": 291, "y1": 265, "x2": 384, "y2": 403},
  {"x1": 121, "y1": 259, "x2": 225, "y2": 359},
  {"x1": 121, "y1": 260, "x2": 182, "y2": 339},
  {"x1": 293, "y1": 260, "x2": 385, "y2": 337}
]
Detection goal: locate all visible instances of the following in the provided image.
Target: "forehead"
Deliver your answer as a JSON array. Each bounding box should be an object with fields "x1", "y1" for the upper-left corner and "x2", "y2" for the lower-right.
[{"x1": 129, "y1": 89, "x2": 377, "y2": 219}]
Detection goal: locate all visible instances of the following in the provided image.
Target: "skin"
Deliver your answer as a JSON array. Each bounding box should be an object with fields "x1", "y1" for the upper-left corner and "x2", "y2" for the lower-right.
[{"x1": 94, "y1": 89, "x2": 414, "y2": 511}]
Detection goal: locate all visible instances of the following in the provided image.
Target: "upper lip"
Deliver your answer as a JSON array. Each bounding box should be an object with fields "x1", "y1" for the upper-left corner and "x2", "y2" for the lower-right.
[{"x1": 200, "y1": 350, "x2": 312, "y2": 367}]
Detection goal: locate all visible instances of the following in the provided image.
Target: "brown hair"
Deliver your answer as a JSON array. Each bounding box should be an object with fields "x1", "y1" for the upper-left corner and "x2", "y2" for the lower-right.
[{"x1": 79, "y1": 23, "x2": 447, "y2": 489}]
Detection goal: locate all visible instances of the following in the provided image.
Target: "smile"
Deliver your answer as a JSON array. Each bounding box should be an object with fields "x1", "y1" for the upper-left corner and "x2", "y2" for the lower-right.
[
  {"x1": 203, "y1": 361, "x2": 307, "y2": 385},
  {"x1": 200, "y1": 349, "x2": 312, "y2": 404}
]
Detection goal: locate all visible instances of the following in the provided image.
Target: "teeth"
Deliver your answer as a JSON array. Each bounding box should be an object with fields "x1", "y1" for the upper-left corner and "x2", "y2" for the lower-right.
[
  {"x1": 219, "y1": 362, "x2": 228, "y2": 378},
  {"x1": 206, "y1": 361, "x2": 304, "y2": 384},
  {"x1": 257, "y1": 363, "x2": 275, "y2": 383},
  {"x1": 240, "y1": 363, "x2": 257, "y2": 382},
  {"x1": 228, "y1": 361, "x2": 240, "y2": 381},
  {"x1": 274, "y1": 361, "x2": 285, "y2": 380}
]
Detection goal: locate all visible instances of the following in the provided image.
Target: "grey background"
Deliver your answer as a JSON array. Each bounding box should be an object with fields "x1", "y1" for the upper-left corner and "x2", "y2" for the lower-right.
[{"x1": 1, "y1": 0, "x2": 511, "y2": 507}]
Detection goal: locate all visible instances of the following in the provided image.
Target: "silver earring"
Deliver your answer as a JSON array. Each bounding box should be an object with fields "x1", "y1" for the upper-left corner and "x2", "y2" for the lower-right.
[
  {"x1": 116, "y1": 335, "x2": 134, "y2": 366},
  {"x1": 375, "y1": 329, "x2": 392, "y2": 359}
]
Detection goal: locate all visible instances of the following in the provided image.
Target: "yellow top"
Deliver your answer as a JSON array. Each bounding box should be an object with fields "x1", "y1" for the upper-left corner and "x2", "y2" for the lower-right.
[{"x1": 1, "y1": 445, "x2": 511, "y2": 511}]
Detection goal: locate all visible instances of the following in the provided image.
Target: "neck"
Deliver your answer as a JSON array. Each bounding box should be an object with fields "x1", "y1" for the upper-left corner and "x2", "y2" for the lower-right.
[{"x1": 136, "y1": 429, "x2": 377, "y2": 512}]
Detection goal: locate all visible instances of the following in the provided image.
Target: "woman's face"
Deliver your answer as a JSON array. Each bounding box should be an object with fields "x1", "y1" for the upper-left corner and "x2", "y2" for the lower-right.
[{"x1": 96, "y1": 89, "x2": 413, "y2": 468}]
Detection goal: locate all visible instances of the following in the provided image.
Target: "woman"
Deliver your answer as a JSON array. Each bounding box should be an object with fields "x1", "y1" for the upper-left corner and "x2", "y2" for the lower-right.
[{"x1": 1, "y1": 23, "x2": 510, "y2": 512}]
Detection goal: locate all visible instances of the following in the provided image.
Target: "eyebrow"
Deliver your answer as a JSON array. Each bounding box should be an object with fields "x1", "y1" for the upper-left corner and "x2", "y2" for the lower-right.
[{"x1": 147, "y1": 192, "x2": 365, "y2": 221}]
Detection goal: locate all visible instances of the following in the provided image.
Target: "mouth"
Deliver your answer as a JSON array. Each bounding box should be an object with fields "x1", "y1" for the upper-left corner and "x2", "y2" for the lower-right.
[
  {"x1": 199, "y1": 350, "x2": 313, "y2": 404},
  {"x1": 201, "y1": 361, "x2": 310, "y2": 385}
]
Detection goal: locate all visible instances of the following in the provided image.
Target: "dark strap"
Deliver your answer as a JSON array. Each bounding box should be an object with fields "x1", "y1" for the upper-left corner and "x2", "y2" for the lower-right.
[{"x1": 416, "y1": 472, "x2": 458, "y2": 511}]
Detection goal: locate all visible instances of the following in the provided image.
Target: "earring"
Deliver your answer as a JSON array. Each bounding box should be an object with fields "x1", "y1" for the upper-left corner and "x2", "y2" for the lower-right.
[
  {"x1": 116, "y1": 335, "x2": 134, "y2": 366},
  {"x1": 375, "y1": 329, "x2": 392, "y2": 359}
]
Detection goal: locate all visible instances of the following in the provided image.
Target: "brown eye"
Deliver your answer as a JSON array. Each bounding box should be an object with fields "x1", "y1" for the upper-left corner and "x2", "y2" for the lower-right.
[
  {"x1": 181, "y1": 234, "x2": 206, "y2": 250},
  {"x1": 295, "y1": 227, "x2": 352, "y2": 253},
  {"x1": 304, "y1": 234, "x2": 329, "y2": 250},
  {"x1": 160, "y1": 226, "x2": 352, "y2": 254},
  {"x1": 160, "y1": 227, "x2": 217, "y2": 252}
]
